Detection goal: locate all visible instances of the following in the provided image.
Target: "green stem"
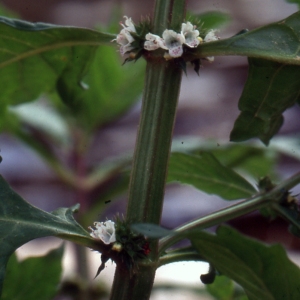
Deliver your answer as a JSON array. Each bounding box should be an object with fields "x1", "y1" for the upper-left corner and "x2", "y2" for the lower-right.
[
  {"x1": 159, "y1": 171, "x2": 300, "y2": 253},
  {"x1": 109, "y1": 0, "x2": 186, "y2": 299},
  {"x1": 126, "y1": 1, "x2": 186, "y2": 228},
  {"x1": 126, "y1": 60, "x2": 182, "y2": 226},
  {"x1": 72, "y1": 128, "x2": 91, "y2": 280},
  {"x1": 109, "y1": 264, "x2": 157, "y2": 300},
  {"x1": 159, "y1": 195, "x2": 271, "y2": 254}
]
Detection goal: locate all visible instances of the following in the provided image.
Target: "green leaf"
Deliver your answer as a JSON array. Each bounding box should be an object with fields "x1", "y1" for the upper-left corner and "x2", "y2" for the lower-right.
[
  {"x1": 0, "y1": 16, "x2": 115, "y2": 127},
  {"x1": 57, "y1": 45, "x2": 145, "y2": 129},
  {"x1": 190, "y1": 226, "x2": 300, "y2": 300},
  {"x1": 230, "y1": 58, "x2": 300, "y2": 145},
  {"x1": 192, "y1": 11, "x2": 300, "y2": 65},
  {"x1": 0, "y1": 175, "x2": 92, "y2": 295},
  {"x1": 206, "y1": 275, "x2": 235, "y2": 300},
  {"x1": 211, "y1": 144, "x2": 277, "y2": 179},
  {"x1": 2, "y1": 246, "x2": 63, "y2": 300},
  {"x1": 172, "y1": 138, "x2": 277, "y2": 178},
  {"x1": 167, "y1": 152, "x2": 256, "y2": 200}
]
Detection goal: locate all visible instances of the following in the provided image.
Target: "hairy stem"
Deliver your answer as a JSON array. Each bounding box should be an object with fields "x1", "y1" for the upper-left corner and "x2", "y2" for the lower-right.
[{"x1": 109, "y1": 0, "x2": 186, "y2": 299}]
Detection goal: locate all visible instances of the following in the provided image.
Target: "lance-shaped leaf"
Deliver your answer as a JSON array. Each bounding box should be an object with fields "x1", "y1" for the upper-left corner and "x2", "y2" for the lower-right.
[
  {"x1": 230, "y1": 58, "x2": 300, "y2": 145},
  {"x1": 0, "y1": 175, "x2": 93, "y2": 295},
  {"x1": 167, "y1": 152, "x2": 256, "y2": 200},
  {"x1": 0, "y1": 16, "x2": 115, "y2": 126},
  {"x1": 190, "y1": 226, "x2": 300, "y2": 300},
  {"x1": 2, "y1": 246, "x2": 63, "y2": 300},
  {"x1": 190, "y1": 11, "x2": 300, "y2": 65}
]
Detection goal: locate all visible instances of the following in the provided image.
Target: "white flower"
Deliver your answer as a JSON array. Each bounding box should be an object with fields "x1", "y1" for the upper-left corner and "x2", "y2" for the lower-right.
[
  {"x1": 121, "y1": 16, "x2": 136, "y2": 33},
  {"x1": 202, "y1": 30, "x2": 220, "y2": 62},
  {"x1": 204, "y1": 30, "x2": 219, "y2": 42},
  {"x1": 162, "y1": 29, "x2": 185, "y2": 58},
  {"x1": 115, "y1": 30, "x2": 135, "y2": 56},
  {"x1": 89, "y1": 220, "x2": 116, "y2": 245},
  {"x1": 113, "y1": 16, "x2": 136, "y2": 56},
  {"x1": 181, "y1": 22, "x2": 200, "y2": 48},
  {"x1": 144, "y1": 33, "x2": 167, "y2": 51}
]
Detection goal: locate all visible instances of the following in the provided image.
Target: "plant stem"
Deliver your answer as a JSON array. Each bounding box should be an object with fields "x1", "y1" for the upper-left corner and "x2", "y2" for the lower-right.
[
  {"x1": 126, "y1": 59, "x2": 182, "y2": 226},
  {"x1": 159, "y1": 195, "x2": 271, "y2": 254},
  {"x1": 159, "y1": 171, "x2": 300, "y2": 253},
  {"x1": 113, "y1": 34, "x2": 182, "y2": 300},
  {"x1": 109, "y1": 264, "x2": 157, "y2": 300},
  {"x1": 109, "y1": 0, "x2": 186, "y2": 299},
  {"x1": 72, "y1": 128, "x2": 90, "y2": 280},
  {"x1": 126, "y1": 0, "x2": 186, "y2": 228}
]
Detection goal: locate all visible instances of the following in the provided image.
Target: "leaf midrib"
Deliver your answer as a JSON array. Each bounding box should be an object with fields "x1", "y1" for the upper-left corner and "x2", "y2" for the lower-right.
[
  {"x1": 0, "y1": 217, "x2": 89, "y2": 237},
  {"x1": 0, "y1": 40, "x2": 109, "y2": 69}
]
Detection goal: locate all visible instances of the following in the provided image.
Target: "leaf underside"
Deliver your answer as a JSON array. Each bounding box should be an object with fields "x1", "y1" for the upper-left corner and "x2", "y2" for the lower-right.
[
  {"x1": 167, "y1": 152, "x2": 256, "y2": 200},
  {"x1": 230, "y1": 58, "x2": 300, "y2": 145}
]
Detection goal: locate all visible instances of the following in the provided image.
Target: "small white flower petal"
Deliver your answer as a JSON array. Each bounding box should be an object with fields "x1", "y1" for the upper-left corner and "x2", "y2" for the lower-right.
[
  {"x1": 144, "y1": 40, "x2": 158, "y2": 51},
  {"x1": 122, "y1": 16, "x2": 136, "y2": 33},
  {"x1": 163, "y1": 29, "x2": 185, "y2": 45},
  {"x1": 116, "y1": 30, "x2": 130, "y2": 45},
  {"x1": 114, "y1": 16, "x2": 136, "y2": 56},
  {"x1": 144, "y1": 33, "x2": 167, "y2": 51},
  {"x1": 119, "y1": 44, "x2": 134, "y2": 56},
  {"x1": 89, "y1": 220, "x2": 116, "y2": 245},
  {"x1": 181, "y1": 22, "x2": 200, "y2": 48},
  {"x1": 204, "y1": 30, "x2": 219, "y2": 42},
  {"x1": 115, "y1": 29, "x2": 135, "y2": 56},
  {"x1": 162, "y1": 29, "x2": 185, "y2": 58},
  {"x1": 181, "y1": 22, "x2": 194, "y2": 34},
  {"x1": 124, "y1": 29, "x2": 135, "y2": 44},
  {"x1": 169, "y1": 45, "x2": 183, "y2": 57}
]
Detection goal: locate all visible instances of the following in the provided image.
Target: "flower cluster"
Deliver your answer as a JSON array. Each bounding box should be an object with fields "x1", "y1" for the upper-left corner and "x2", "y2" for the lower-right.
[
  {"x1": 144, "y1": 22, "x2": 200, "y2": 58},
  {"x1": 113, "y1": 16, "x2": 137, "y2": 56},
  {"x1": 89, "y1": 218, "x2": 150, "y2": 274},
  {"x1": 113, "y1": 16, "x2": 219, "y2": 61}
]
